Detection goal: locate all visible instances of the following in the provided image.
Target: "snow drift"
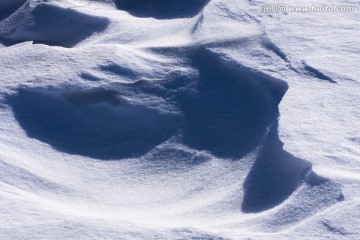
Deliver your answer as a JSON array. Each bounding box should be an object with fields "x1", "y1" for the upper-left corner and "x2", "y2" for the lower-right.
[{"x1": 0, "y1": 0, "x2": 358, "y2": 239}]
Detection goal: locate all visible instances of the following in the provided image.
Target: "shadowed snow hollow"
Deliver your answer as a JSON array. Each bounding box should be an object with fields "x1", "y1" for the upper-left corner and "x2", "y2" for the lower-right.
[
  {"x1": 0, "y1": 3, "x2": 109, "y2": 47},
  {"x1": 114, "y1": 0, "x2": 210, "y2": 19},
  {"x1": 0, "y1": 0, "x2": 27, "y2": 21},
  {"x1": 6, "y1": 48, "x2": 287, "y2": 161},
  {"x1": 6, "y1": 88, "x2": 179, "y2": 160}
]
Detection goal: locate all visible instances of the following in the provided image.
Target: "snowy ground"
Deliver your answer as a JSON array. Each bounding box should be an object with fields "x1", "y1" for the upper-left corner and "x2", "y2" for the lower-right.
[{"x1": 0, "y1": 0, "x2": 359, "y2": 239}]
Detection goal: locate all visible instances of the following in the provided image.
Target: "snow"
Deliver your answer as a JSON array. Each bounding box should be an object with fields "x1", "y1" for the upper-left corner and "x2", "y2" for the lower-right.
[{"x1": 0, "y1": 0, "x2": 359, "y2": 239}]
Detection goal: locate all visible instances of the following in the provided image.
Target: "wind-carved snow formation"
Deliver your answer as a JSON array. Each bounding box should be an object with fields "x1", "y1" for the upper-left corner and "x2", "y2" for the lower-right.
[{"x1": 0, "y1": 0, "x2": 359, "y2": 239}]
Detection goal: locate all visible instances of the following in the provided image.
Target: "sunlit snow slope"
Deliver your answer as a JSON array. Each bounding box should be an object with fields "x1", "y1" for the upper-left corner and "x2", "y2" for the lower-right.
[{"x1": 0, "y1": 0, "x2": 359, "y2": 239}]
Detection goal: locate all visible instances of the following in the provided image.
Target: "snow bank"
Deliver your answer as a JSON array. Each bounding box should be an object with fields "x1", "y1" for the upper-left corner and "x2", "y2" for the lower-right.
[{"x1": 0, "y1": 0, "x2": 357, "y2": 239}]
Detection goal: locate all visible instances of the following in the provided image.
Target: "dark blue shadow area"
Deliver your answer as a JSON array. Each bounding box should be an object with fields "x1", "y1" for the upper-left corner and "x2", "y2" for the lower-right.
[
  {"x1": 6, "y1": 88, "x2": 179, "y2": 160},
  {"x1": 114, "y1": 0, "x2": 210, "y2": 19},
  {"x1": 1, "y1": 3, "x2": 109, "y2": 47},
  {"x1": 242, "y1": 121, "x2": 329, "y2": 213},
  {"x1": 172, "y1": 48, "x2": 288, "y2": 159},
  {"x1": 0, "y1": 0, "x2": 27, "y2": 21},
  {"x1": 99, "y1": 63, "x2": 138, "y2": 78},
  {"x1": 302, "y1": 62, "x2": 336, "y2": 83}
]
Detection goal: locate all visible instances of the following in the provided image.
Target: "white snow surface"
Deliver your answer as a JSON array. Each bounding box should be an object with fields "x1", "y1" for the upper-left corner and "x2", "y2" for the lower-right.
[{"x1": 0, "y1": 0, "x2": 359, "y2": 239}]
